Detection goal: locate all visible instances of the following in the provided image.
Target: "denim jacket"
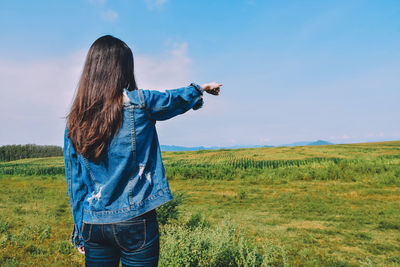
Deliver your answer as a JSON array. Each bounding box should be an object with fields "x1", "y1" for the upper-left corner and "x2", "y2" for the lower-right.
[{"x1": 64, "y1": 83, "x2": 203, "y2": 248}]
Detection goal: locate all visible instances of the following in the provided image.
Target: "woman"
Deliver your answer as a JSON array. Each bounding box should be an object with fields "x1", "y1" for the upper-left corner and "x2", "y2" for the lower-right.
[{"x1": 64, "y1": 35, "x2": 222, "y2": 266}]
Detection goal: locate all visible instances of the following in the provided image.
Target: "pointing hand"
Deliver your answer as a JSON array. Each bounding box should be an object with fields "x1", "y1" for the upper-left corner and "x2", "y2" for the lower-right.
[{"x1": 201, "y1": 82, "x2": 223, "y2": 95}]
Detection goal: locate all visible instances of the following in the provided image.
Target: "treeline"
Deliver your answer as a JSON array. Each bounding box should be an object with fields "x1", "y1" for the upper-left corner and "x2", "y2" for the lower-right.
[{"x1": 0, "y1": 144, "x2": 63, "y2": 162}]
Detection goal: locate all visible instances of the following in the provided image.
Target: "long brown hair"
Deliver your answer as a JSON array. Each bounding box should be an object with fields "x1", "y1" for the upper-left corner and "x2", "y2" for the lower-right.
[{"x1": 67, "y1": 35, "x2": 137, "y2": 162}]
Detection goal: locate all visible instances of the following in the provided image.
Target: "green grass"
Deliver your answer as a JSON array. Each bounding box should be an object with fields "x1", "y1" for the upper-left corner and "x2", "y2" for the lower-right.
[
  {"x1": 0, "y1": 141, "x2": 400, "y2": 266},
  {"x1": 170, "y1": 179, "x2": 400, "y2": 266}
]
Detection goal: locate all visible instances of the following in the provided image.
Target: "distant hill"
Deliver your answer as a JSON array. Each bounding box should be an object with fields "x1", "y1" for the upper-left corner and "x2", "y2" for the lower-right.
[
  {"x1": 308, "y1": 140, "x2": 334, "y2": 146},
  {"x1": 161, "y1": 140, "x2": 333, "y2": 151},
  {"x1": 280, "y1": 140, "x2": 333, "y2": 147}
]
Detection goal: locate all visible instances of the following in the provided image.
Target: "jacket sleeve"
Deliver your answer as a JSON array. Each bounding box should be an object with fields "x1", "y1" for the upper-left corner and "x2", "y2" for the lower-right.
[
  {"x1": 64, "y1": 128, "x2": 87, "y2": 248},
  {"x1": 141, "y1": 83, "x2": 204, "y2": 121}
]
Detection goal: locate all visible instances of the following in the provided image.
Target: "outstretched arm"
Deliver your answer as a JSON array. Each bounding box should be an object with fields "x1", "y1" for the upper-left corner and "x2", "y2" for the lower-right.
[{"x1": 142, "y1": 82, "x2": 222, "y2": 121}]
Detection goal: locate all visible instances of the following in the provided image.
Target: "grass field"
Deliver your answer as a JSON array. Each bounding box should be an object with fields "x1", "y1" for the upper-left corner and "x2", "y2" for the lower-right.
[{"x1": 0, "y1": 141, "x2": 399, "y2": 266}]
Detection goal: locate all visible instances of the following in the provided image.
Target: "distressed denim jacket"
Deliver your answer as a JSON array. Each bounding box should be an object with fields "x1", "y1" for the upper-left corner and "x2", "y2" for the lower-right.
[{"x1": 64, "y1": 83, "x2": 203, "y2": 248}]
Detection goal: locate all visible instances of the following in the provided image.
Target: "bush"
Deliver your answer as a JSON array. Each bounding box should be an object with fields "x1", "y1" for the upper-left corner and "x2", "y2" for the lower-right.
[
  {"x1": 238, "y1": 188, "x2": 247, "y2": 200},
  {"x1": 185, "y1": 213, "x2": 210, "y2": 230},
  {"x1": 157, "y1": 191, "x2": 186, "y2": 225},
  {"x1": 160, "y1": 218, "x2": 288, "y2": 267}
]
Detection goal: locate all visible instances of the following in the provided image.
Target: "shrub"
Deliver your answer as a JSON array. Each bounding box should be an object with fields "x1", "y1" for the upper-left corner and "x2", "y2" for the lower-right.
[
  {"x1": 185, "y1": 213, "x2": 210, "y2": 230},
  {"x1": 238, "y1": 188, "x2": 247, "y2": 200},
  {"x1": 160, "y1": 218, "x2": 288, "y2": 267},
  {"x1": 157, "y1": 191, "x2": 186, "y2": 225}
]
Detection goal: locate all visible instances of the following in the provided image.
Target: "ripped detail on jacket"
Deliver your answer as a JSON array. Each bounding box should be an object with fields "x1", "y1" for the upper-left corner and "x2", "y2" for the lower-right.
[
  {"x1": 138, "y1": 164, "x2": 152, "y2": 184},
  {"x1": 87, "y1": 185, "x2": 103, "y2": 206}
]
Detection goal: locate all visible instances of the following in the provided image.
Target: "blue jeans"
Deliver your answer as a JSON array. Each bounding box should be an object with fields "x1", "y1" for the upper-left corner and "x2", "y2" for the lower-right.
[{"x1": 82, "y1": 209, "x2": 159, "y2": 267}]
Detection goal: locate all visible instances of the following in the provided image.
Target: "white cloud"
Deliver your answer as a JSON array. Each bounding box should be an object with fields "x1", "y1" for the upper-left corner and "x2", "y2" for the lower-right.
[
  {"x1": 88, "y1": 0, "x2": 118, "y2": 22},
  {"x1": 0, "y1": 51, "x2": 85, "y2": 145},
  {"x1": 144, "y1": 0, "x2": 168, "y2": 10},
  {"x1": 101, "y1": 9, "x2": 118, "y2": 22},
  {"x1": 0, "y1": 42, "x2": 192, "y2": 146},
  {"x1": 135, "y1": 42, "x2": 191, "y2": 90}
]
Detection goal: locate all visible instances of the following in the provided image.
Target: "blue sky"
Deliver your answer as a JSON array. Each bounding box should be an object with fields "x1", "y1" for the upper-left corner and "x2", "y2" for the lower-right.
[{"x1": 0, "y1": 0, "x2": 399, "y2": 147}]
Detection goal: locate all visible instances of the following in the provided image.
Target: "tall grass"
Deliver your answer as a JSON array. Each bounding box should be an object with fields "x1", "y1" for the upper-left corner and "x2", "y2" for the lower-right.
[{"x1": 2, "y1": 149, "x2": 398, "y2": 186}]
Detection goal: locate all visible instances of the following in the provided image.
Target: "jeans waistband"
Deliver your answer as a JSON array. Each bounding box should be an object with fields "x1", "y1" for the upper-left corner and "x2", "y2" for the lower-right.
[{"x1": 124, "y1": 208, "x2": 157, "y2": 222}]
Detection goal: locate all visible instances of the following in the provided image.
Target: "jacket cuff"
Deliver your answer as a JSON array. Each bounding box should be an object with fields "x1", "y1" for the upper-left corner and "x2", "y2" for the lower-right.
[
  {"x1": 192, "y1": 97, "x2": 203, "y2": 110},
  {"x1": 189, "y1": 83, "x2": 204, "y2": 110},
  {"x1": 71, "y1": 225, "x2": 85, "y2": 248},
  {"x1": 190, "y1": 83, "x2": 204, "y2": 95},
  {"x1": 72, "y1": 235, "x2": 85, "y2": 248}
]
